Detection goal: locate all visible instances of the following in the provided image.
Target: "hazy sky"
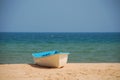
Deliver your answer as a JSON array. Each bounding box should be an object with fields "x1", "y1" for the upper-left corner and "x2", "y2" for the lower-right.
[{"x1": 0, "y1": 0, "x2": 120, "y2": 32}]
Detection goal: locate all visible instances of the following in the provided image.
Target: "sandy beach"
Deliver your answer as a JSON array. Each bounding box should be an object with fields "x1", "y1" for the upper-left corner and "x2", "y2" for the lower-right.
[{"x1": 0, "y1": 63, "x2": 120, "y2": 80}]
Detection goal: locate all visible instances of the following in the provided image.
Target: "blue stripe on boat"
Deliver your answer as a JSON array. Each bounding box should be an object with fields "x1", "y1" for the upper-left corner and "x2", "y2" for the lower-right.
[{"x1": 32, "y1": 50, "x2": 69, "y2": 58}]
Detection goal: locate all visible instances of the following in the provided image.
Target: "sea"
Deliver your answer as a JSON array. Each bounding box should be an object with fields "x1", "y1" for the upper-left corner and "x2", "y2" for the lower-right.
[{"x1": 0, "y1": 32, "x2": 120, "y2": 63}]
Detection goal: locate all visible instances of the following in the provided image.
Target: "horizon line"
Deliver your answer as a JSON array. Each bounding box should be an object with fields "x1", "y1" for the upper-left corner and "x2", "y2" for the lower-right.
[{"x1": 0, "y1": 31, "x2": 120, "y2": 33}]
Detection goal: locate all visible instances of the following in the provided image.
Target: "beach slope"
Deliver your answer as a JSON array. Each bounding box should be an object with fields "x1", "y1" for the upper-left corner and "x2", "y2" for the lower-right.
[{"x1": 0, "y1": 63, "x2": 120, "y2": 80}]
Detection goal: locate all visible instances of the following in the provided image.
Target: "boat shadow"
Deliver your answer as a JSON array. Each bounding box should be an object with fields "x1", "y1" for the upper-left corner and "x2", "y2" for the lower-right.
[{"x1": 29, "y1": 64, "x2": 61, "y2": 69}]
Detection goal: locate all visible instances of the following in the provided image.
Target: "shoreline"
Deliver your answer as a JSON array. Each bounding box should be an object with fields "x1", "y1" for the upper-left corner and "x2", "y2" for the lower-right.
[{"x1": 0, "y1": 63, "x2": 120, "y2": 80}]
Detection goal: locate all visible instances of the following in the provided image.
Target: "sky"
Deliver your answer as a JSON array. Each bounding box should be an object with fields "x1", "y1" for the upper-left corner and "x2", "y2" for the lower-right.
[{"x1": 0, "y1": 0, "x2": 120, "y2": 32}]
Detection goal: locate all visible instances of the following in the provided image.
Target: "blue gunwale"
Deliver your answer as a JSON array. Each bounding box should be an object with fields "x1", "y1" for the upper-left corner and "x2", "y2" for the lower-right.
[{"x1": 32, "y1": 50, "x2": 70, "y2": 58}]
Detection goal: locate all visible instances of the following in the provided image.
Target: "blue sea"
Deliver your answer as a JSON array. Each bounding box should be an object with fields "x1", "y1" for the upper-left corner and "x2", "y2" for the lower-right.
[{"x1": 0, "y1": 32, "x2": 120, "y2": 63}]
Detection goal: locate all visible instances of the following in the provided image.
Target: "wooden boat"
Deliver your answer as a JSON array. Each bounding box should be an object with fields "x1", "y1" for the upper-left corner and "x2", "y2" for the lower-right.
[{"x1": 32, "y1": 50, "x2": 70, "y2": 68}]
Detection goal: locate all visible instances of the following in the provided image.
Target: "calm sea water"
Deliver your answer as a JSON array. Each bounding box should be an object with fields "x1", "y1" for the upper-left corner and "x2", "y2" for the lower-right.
[{"x1": 0, "y1": 32, "x2": 120, "y2": 63}]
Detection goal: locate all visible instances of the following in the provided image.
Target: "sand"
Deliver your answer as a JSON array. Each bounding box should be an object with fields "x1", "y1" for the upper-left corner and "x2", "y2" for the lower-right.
[{"x1": 0, "y1": 63, "x2": 120, "y2": 80}]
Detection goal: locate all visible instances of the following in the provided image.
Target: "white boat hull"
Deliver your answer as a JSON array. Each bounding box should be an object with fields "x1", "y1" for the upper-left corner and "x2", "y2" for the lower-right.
[{"x1": 33, "y1": 53, "x2": 69, "y2": 68}]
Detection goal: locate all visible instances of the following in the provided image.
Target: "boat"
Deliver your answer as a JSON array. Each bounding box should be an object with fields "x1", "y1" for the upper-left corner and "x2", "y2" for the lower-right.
[{"x1": 32, "y1": 50, "x2": 70, "y2": 68}]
